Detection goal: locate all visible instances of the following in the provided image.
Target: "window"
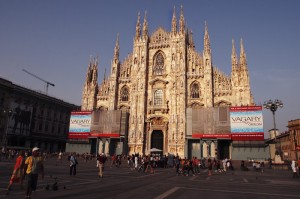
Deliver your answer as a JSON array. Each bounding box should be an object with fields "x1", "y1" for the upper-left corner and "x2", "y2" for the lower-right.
[
  {"x1": 121, "y1": 87, "x2": 129, "y2": 101},
  {"x1": 154, "y1": 89, "x2": 163, "y2": 106},
  {"x1": 191, "y1": 83, "x2": 200, "y2": 98},
  {"x1": 153, "y1": 53, "x2": 164, "y2": 75}
]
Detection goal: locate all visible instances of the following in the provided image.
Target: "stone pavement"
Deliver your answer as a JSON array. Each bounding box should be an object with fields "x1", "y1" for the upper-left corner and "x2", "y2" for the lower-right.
[{"x1": 1, "y1": 157, "x2": 300, "y2": 199}]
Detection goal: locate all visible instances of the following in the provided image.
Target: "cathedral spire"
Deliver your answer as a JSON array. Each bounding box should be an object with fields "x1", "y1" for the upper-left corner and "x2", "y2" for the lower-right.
[
  {"x1": 135, "y1": 12, "x2": 141, "y2": 40},
  {"x1": 204, "y1": 21, "x2": 211, "y2": 55},
  {"x1": 142, "y1": 11, "x2": 148, "y2": 39},
  {"x1": 231, "y1": 39, "x2": 238, "y2": 71},
  {"x1": 179, "y1": 5, "x2": 185, "y2": 35},
  {"x1": 92, "y1": 56, "x2": 98, "y2": 83},
  {"x1": 171, "y1": 6, "x2": 177, "y2": 35},
  {"x1": 113, "y1": 33, "x2": 119, "y2": 61},
  {"x1": 189, "y1": 30, "x2": 195, "y2": 48},
  {"x1": 239, "y1": 38, "x2": 247, "y2": 68},
  {"x1": 103, "y1": 67, "x2": 106, "y2": 82}
]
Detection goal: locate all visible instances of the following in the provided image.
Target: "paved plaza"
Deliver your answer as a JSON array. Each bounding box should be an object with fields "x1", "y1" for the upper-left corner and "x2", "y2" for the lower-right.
[{"x1": 1, "y1": 157, "x2": 300, "y2": 199}]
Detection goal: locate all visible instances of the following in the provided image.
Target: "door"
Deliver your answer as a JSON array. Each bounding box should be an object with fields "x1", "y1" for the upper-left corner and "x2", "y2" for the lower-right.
[{"x1": 151, "y1": 130, "x2": 163, "y2": 152}]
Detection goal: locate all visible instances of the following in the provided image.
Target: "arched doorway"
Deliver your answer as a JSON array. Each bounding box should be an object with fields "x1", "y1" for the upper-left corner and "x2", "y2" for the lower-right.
[{"x1": 151, "y1": 130, "x2": 163, "y2": 151}]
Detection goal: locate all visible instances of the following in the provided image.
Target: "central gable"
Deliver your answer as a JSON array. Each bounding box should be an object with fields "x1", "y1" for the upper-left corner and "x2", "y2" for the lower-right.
[{"x1": 150, "y1": 27, "x2": 170, "y2": 48}]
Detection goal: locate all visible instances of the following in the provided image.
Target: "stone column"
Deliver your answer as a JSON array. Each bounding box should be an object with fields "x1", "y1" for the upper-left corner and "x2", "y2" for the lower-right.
[
  {"x1": 98, "y1": 139, "x2": 103, "y2": 154},
  {"x1": 104, "y1": 139, "x2": 110, "y2": 155},
  {"x1": 200, "y1": 139, "x2": 204, "y2": 158}
]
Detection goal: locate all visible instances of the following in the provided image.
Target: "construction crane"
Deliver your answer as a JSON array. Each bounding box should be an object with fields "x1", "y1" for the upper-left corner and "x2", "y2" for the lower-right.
[{"x1": 22, "y1": 69, "x2": 55, "y2": 95}]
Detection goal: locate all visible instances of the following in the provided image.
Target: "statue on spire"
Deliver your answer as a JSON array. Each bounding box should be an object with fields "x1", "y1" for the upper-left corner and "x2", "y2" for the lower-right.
[
  {"x1": 171, "y1": 6, "x2": 177, "y2": 35},
  {"x1": 179, "y1": 5, "x2": 185, "y2": 34},
  {"x1": 142, "y1": 11, "x2": 148, "y2": 39},
  {"x1": 135, "y1": 12, "x2": 141, "y2": 40}
]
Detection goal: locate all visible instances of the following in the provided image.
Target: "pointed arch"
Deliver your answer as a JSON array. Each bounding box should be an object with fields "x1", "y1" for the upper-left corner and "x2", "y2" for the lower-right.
[
  {"x1": 190, "y1": 81, "x2": 200, "y2": 99},
  {"x1": 188, "y1": 102, "x2": 204, "y2": 109},
  {"x1": 120, "y1": 86, "x2": 129, "y2": 102},
  {"x1": 153, "y1": 51, "x2": 166, "y2": 76},
  {"x1": 214, "y1": 100, "x2": 231, "y2": 107}
]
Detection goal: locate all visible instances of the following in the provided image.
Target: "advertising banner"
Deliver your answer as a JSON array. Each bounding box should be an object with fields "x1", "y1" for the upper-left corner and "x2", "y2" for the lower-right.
[
  {"x1": 90, "y1": 110, "x2": 122, "y2": 137},
  {"x1": 7, "y1": 102, "x2": 33, "y2": 136},
  {"x1": 68, "y1": 111, "x2": 92, "y2": 139},
  {"x1": 230, "y1": 106, "x2": 264, "y2": 140}
]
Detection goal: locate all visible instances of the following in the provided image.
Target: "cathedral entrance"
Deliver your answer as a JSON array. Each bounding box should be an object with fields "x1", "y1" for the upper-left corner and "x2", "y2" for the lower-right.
[
  {"x1": 218, "y1": 140, "x2": 230, "y2": 160},
  {"x1": 151, "y1": 130, "x2": 163, "y2": 153}
]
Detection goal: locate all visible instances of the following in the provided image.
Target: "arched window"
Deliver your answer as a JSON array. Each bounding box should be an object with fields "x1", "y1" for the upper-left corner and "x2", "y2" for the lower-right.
[
  {"x1": 121, "y1": 87, "x2": 129, "y2": 102},
  {"x1": 154, "y1": 89, "x2": 163, "y2": 106},
  {"x1": 153, "y1": 53, "x2": 164, "y2": 75},
  {"x1": 191, "y1": 83, "x2": 200, "y2": 98}
]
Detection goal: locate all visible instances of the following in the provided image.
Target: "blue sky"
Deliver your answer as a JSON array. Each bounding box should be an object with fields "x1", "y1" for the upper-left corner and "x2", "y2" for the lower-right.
[{"x1": 1, "y1": 0, "x2": 299, "y2": 136}]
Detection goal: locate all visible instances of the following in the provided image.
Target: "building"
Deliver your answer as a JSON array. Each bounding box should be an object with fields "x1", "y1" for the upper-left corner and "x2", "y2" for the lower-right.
[
  {"x1": 0, "y1": 77, "x2": 79, "y2": 152},
  {"x1": 81, "y1": 7, "x2": 255, "y2": 158},
  {"x1": 287, "y1": 119, "x2": 300, "y2": 160},
  {"x1": 266, "y1": 119, "x2": 300, "y2": 162}
]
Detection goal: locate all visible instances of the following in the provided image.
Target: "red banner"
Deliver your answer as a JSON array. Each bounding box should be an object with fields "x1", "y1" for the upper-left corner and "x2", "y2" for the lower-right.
[
  {"x1": 192, "y1": 134, "x2": 231, "y2": 139},
  {"x1": 89, "y1": 133, "x2": 120, "y2": 138},
  {"x1": 231, "y1": 133, "x2": 264, "y2": 141},
  {"x1": 230, "y1": 106, "x2": 262, "y2": 112},
  {"x1": 192, "y1": 133, "x2": 264, "y2": 140},
  {"x1": 68, "y1": 133, "x2": 90, "y2": 139}
]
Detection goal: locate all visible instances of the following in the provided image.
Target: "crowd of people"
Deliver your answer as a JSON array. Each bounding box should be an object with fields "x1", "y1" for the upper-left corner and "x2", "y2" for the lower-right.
[{"x1": 3, "y1": 146, "x2": 300, "y2": 198}]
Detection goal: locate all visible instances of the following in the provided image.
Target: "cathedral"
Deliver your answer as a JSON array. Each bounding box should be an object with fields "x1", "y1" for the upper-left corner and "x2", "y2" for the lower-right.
[{"x1": 81, "y1": 7, "x2": 254, "y2": 157}]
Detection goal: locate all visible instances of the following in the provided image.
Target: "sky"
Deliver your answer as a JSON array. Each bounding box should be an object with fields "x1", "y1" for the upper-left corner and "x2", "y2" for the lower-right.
[{"x1": 0, "y1": 0, "x2": 299, "y2": 137}]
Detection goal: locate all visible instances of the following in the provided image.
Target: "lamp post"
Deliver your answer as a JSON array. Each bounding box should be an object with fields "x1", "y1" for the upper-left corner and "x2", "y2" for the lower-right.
[
  {"x1": 293, "y1": 130, "x2": 298, "y2": 161},
  {"x1": 263, "y1": 99, "x2": 283, "y2": 157}
]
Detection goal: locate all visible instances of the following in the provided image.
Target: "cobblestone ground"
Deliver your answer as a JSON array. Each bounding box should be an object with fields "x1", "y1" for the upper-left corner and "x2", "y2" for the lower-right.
[{"x1": 1, "y1": 156, "x2": 300, "y2": 199}]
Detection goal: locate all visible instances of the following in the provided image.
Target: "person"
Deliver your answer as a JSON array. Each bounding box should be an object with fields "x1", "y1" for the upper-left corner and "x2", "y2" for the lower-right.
[
  {"x1": 175, "y1": 155, "x2": 180, "y2": 175},
  {"x1": 69, "y1": 153, "x2": 77, "y2": 176},
  {"x1": 25, "y1": 147, "x2": 44, "y2": 199},
  {"x1": 222, "y1": 158, "x2": 227, "y2": 172},
  {"x1": 240, "y1": 160, "x2": 249, "y2": 171},
  {"x1": 297, "y1": 157, "x2": 300, "y2": 175},
  {"x1": 208, "y1": 158, "x2": 212, "y2": 176},
  {"x1": 6, "y1": 150, "x2": 25, "y2": 195},
  {"x1": 110, "y1": 154, "x2": 116, "y2": 168},
  {"x1": 291, "y1": 160, "x2": 298, "y2": 178},
  {"x1": 193, "y1": 157, "x2": 200, "y2": 174},
  {"x1": 97, "y1": 153, "x2": 107, "y2": 178},
  {"x1": 186, "y1": 159, "x2": 195, "y2": 176},
  {"x1": 58, "y1": 151, "x2": 62, "y2": 161}
]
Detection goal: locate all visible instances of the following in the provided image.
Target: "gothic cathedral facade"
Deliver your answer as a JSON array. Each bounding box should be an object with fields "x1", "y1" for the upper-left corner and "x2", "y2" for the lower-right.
[{"x1": 81, "y1": 7, "x2": 253, "y2": 157}]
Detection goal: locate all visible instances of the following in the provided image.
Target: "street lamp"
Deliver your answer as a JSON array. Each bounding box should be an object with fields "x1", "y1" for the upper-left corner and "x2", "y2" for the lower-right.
[
  {"x1": 292, "y1": 130, "x2": 298, "y2": 161},
  {"x1": 263, "y1": 99, "x2": 283, "y2": 157}
]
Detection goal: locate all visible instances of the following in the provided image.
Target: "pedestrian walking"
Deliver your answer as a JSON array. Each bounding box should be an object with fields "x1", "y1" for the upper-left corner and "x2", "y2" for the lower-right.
[
  {"x1": 58, "y1": 151, "x2": 62, "y2": 161},
  {"x1": 222, "y1": 158, "x2": 227, "y2": 172},
  {"x1": 175, "y1": 155, "x2": 180, "y2": 175},
  {"x1": 69, "y1": 153, "x2": 78, "y2": 176},
  {"x1": 193, "y1": 157, "x2": 200, "y2": 174},
  {"x1": 6, "y1": 150, "x2": 25, "y2": 195},
  {"x1": 291, "y1": 160, "x2": 298, "y2": 178},
  {"x1": 97, "y1": 153, "x2": 107, "y2": 178},
  {"x1": 24, "y1": 147, "x2": 44, "y2": 199},
  {"x1": 208, "y1": 158, "x2": 212, "y2": 176}
]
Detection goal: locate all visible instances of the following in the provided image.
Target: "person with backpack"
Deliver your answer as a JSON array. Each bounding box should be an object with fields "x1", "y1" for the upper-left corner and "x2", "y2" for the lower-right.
[{"x1": 69, "y1": 153, "x2": 78, "y2": 176}]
